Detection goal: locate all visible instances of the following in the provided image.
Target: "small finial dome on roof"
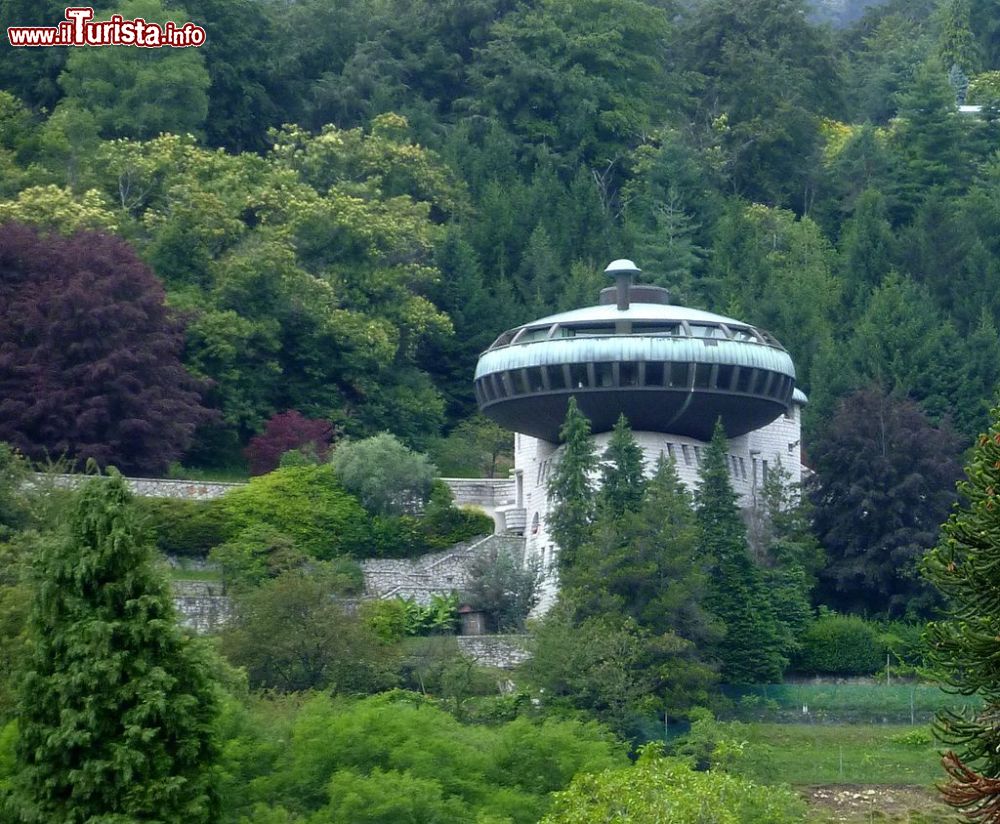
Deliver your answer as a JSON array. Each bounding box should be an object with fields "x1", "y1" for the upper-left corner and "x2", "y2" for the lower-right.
[{"x1": 604, "y1": 259, "x2": 641, "y2": 276}]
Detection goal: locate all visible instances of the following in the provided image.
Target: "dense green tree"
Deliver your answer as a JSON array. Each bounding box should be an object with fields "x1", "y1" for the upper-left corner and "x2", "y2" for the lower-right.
[
  {"x1": 12, "y1": 470, "x2": 220, "y2": 822},
  {"x1": 891, "y1": 59, "x2": 972, "y2": 217},
  {"x1": 0, "y1": 0, "x2": 72, "y2": 111},
  {"x1": 220, "y1": 569, "x2": 394, "y2": 693},
  {"x1": 696, "y1": 421, "x2": 786, "y2": 683},
  {"x1": 546, "y1": 398, "x2": 598, "y2": 571},
  {"x1": 420, "y1": 228, "x2": 514, "y2": 423},
  {"x1": 218, "y1": 465, "x2": 371, "y2": 560},
  {"x1": 179, "y1": 0, "x2": 279, "y2": 152},
  {"x1": 841, "y1": 11, "x2": 933, "y2": 124},
  {"x1": 329, "y1": 433, "x2": 436, "y2": 516},
  {"x1": 747, "y1": 459, "x2": 821, "y2": 657},
  {"x1": 217, "y1": 691, "x2": 626, "y2": 823},
  {"x1": 524, "y1": 602, "x2": 665, "y2": 736},
  {"x1": 562, "y1": 455, "x2": 721, "y2": 708},
  {"x1": 468, "y1": 0, "x2": 676, "y2": 167},
  {"x1": 680, "y1": 0, "x2": 841, "y2": 209},
  {"x1": 812, "y1": 386, "x2": 962, "y2": 616},
  {"x1": 924, "y1": 405, "x2": 1000, "y2": 817},
  {"x1": 847, "y1": 272, "x2": 981, "y2": 430},
  {"x1": 462, "y1": 543, "x2": 541, "y2": 632},
  {"x1": 711, "y1": 203, "x2": 840, "y2": 388},
  {"x1": 596, "y1": 414, "x2": 646, "y2": 519},
  {"x1": 428, "y1": 414, "x2": 513, "y2": 478},
  {"x1": 938, "y1": 0, "x2": 982, "y2": 77},
  {"x1": 838, "y1": 187, "x2": 895, "y2": 313},
  {"x1": 57, "y1": 0, "x2": 211, "y2": 140}
]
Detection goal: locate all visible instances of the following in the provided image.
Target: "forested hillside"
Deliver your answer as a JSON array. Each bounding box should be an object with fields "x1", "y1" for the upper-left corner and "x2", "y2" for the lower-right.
[
  {"x1": 0, "y1": 0, "x2": 995, "y2": 444},
  {"x1": 6, "y1": 0, "x2": 1000, "y2": 819}
]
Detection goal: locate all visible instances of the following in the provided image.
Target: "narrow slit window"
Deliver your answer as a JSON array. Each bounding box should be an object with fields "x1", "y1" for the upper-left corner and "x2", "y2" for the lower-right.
[
  {"x1": 595, "y1": 361, "x2": 615, "y2": 387},
  {"x1": 694, "y1": 363, "x2": 712, "y2": 389},
  {"x1": 736, "y1": 368, "x2": 753, "y2": 393},
  {"x1": 717, "y1": 365, "x2": 735, "y2": 391},
  {"x1": 751, "y1": 370, "x2": 770, "y2": 395},
  {"x1": 548, "y1": 365, "x2": 567, "y2": 390},
  {"x1": 620, "y1": 362, "x2": 639, "y2": 386},
  {"x1": 512, "y1": 370, "x2": 528, "y2": 395},
  {"x1": 669, "y1": 362, "x2": 690, "y2": 388},
  {"x1": 645, "y1": 362, "x2": 665, "y2": 386},
  {"x1": 527, "y1": 367, "x2": 545, "y2": 392},
  {"x1": 500, "y1": 372, "x2": 514, "y2": 397}
]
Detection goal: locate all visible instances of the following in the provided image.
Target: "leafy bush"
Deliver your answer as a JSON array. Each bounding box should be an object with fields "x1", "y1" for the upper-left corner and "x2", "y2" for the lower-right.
[
  {"x1": 541, "y1": 749, "x2": 805, "y2": 823},
  {"x1": 402, "y1": 593, "x2": 459, "y2": 636},
  {"x1": 889, "y1": 727, "x2": 933, "y2": 747},
  {"x1": 420, "y1": 480, "x2": 494, "y2": 547},
  {"x1": 462, "y1": 543, "x2": 541, "y2": 632},
  {"x1": 134, "y1": 497, "x2": 228, "y2": 558},
  {"x1": 879, "y1": 620, "x2": 928, "y2": 675},
  {"x1": 216, "y1": 691, "x2": 627, "y2": 823},
  {"x1": 219, "y1": 465, "x2": 372, "y2": 559},
  {"x1": 364, "y1": 484, "x2": 493, "y2": 558},
  {"x1": 360, "y1": 599, "x2": 409, "y2": 643},
  {"x1": 330, "y1": 433, "x2": 436, "y2": 516},
  {"x1": 220, "y1": 568, "x2": 394, "y2": 692},
  {"x1": 793, "y1": 613, "x2": 885, "y2": 675}
]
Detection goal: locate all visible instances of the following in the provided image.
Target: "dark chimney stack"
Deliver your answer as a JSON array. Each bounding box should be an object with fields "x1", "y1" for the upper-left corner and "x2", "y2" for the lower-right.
[{"x1": 604, "y1": 259, "x2": 642, "y2": 311}]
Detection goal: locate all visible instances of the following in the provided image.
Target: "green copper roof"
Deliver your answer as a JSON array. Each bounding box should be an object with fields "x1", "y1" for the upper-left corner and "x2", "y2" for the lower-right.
[{"x1": 475, "y1": 336, "x2": 795, "y2": 380}]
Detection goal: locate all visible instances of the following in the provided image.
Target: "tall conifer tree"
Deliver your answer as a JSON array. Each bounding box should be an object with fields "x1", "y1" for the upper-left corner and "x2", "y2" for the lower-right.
[
  {"x1": 12, "y1": 470, "x2": 220, "y2": 823},
  {"x1": 925, "y1": 407, "x2": 1000, "y2": 817},
  {"x1": 696, "y1": 420, "x2": 785, "y2": 684},
  {"x1": 597, "y1": 414, "x2": 647, "y2": 519},
  {"x1": 547, "y1": 397, "x2": 597, "y2": 572}
]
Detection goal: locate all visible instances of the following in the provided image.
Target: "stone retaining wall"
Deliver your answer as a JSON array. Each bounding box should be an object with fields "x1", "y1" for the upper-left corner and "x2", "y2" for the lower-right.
[
  {"x1": 172, "y1": 580, "x2": 231, "y2": 634},
  {"x1": 456, "y1": 635, "x2": 531, "y2": 669},
  {"x1": 361, "y1": 534, "x2": 525, "y2": 603},
  {"x1": 38, "y1": 473, "x2": 243, "y2": 500},
  {"x1": 40, "y1": 474, "x2": 517, "y2": 510},
  {"x1": 440, "y1": 478, "x2": 516, "y2": 508}
]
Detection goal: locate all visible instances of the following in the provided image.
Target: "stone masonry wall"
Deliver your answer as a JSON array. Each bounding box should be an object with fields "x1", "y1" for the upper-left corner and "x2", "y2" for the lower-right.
[
  {"x1": 456, "y1": 635, "x2": 531, "y2": 669},
  {"x1": 361, "y1": 533, "x2": 526, "y2": 604},
  {"x1": 38, "y1": 474, "x2": 513, "y2": 507},
  {"x1": 172, "y1": 580, "x2": 231, "y2": 634},
  {"x1": 39, "y1": 473, "x2": 243, "y2": 500}
]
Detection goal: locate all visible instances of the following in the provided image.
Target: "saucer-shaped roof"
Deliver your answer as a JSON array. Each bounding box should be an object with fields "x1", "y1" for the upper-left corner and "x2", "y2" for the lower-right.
[{"x1": 474, "y1": 288, "x2": 798, "y2": 442}]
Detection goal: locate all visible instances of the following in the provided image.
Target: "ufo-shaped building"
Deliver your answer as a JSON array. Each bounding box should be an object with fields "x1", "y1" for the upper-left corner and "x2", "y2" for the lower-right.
[{"x1": 474, "y1": 260, "x2": 807, "y2": 606}]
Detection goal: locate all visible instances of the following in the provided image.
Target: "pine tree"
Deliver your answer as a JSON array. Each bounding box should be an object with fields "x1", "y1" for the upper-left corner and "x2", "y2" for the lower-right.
[
  {"x1": 924, "y1": 406, "x2": 1000, "y2": 817},
  {"x1": 597, "y1": 414, "x2": 646, "y2": 519},
  {"x1": 547, "y1": 397, "x2": 598, "y2": 573},
  {"x1": 12, "y1": 469, "x2": 220, "y2": 823},
  {"x1": 696, "y1": 420, "x2": 786, "y2": 684}
]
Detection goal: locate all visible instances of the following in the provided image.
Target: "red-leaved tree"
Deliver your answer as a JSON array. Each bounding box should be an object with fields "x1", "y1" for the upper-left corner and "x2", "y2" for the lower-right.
[
  {"x1": 0, "y1": 223, "x2": 211, "y2": 474},
  {"x1": 244, "y1": 411, "x2": 335, "y2": 475}
]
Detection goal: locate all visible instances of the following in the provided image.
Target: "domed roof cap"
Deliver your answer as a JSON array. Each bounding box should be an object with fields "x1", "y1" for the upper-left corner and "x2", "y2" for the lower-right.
[{"x1": 605, "y1": 259, "x2": 641, "y2": 276}]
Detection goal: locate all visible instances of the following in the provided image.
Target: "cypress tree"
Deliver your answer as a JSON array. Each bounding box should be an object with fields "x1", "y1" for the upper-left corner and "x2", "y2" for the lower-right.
[
  {"x1": 696, "y1": 420, "x2": 785, "y2": 684},
  {"x1": 547, "y1": 397, "x2": 598, "y2": 572},
  {"x1": 12, "y1": 469, "x2": 220, "y2": 823},
  {"x1": 924, "y1": 407, "x2": 1000, "y2": 816},
  {"x1": 597, "y1": 414, "x2": 646, "y2": 519}
]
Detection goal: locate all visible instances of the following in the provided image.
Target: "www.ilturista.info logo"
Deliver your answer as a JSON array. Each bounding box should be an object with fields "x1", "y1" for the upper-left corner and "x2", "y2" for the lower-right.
[{"x1": 8, "y1": 6, "x2": 206, "y2": 48}]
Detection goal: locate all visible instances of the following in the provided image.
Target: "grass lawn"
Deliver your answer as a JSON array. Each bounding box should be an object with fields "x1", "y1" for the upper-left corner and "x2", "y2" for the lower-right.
[
  {"x1": 744, "y1": 723, "x2": 954, "y2": 822},
  {"x1": 746, "y1": 723, "x2": 943, "y2": 785}
]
